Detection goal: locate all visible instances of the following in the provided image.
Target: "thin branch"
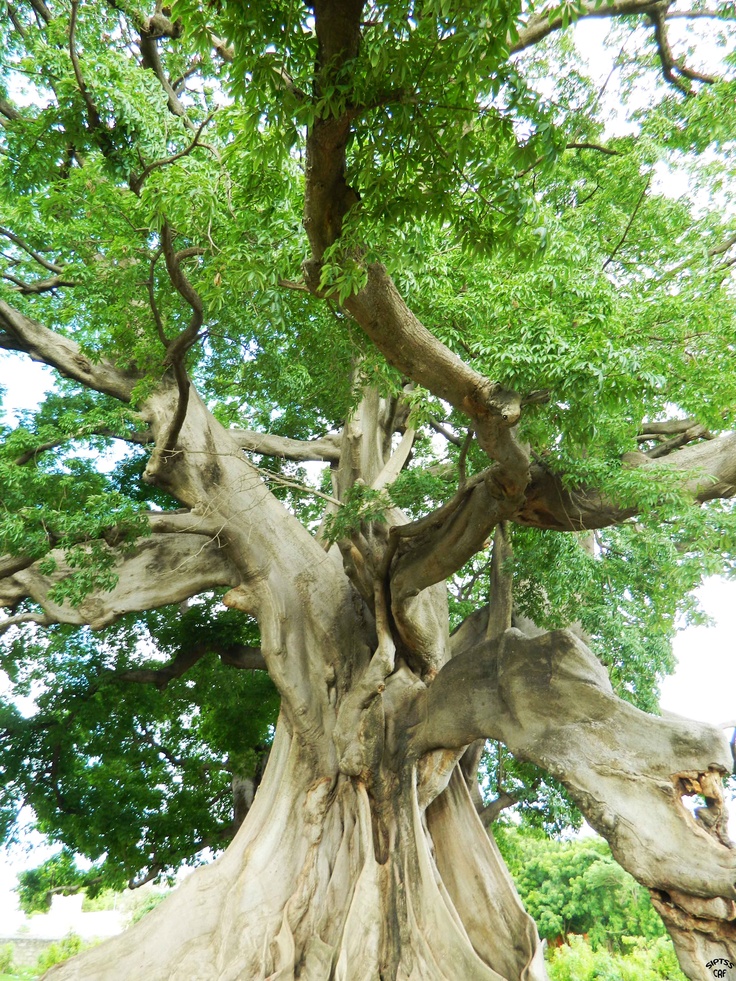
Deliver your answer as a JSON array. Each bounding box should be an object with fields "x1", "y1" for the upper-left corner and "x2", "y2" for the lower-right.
[
  {"x1": 69, "y1": 0, "x2": 105, "y2": 134},
  {"x1": 253, "y1": 464, "x2": 342, "y2": 506},
  {"x1": 0, "y1": 611, "x2": 52, "y2": 637},
  {"x1": 644, "y1": 423, "x2": 712, "y2": 459},
  {"x1": 649, "y1": 1, "x2": 718, "y2": 91},
  {"x1": 602, "y1": 176, "x2": 651, "y2": 271},
  {"x1": 130, "y1": 113, "x2": 215, "y2": 194},
  {"x1": 428, "y1": 417, "x2": 463, "y2": 447},
  {"x1": 659, "y1": 231, "x2": 736, "y2": 283},
  {"x1": 11, "y1": 425, "x2": 152, "y2": 466},
  {"x1": 566, "y1": 141, "x2": 621, "y2": 157},
  {"x1": 1, "y1": 272, "x2": 76, "y2": 294},
  {"x1": 479, "y1": 792, "x2": 519, "y2": 826},
  {"x1": 457, "y1": 429, "x2": 473, "y2": 489},
  {"x1": 0, "y1": 226, "x2": 63, "y2": 273}
]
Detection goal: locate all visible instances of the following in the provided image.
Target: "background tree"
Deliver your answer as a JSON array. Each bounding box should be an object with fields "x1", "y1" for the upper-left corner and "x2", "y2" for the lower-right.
[{"x1": 1, "y1": 1, "x2": 736, "y2": 979}]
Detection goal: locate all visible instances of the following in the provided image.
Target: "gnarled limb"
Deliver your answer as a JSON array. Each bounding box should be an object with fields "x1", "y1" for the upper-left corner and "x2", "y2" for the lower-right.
[
  {"x1": 409, "y1": 627, "x2": 736, "y2": 971},
  {"x1": 517, "y1": 431, "x2": 736, "y2": 530}
]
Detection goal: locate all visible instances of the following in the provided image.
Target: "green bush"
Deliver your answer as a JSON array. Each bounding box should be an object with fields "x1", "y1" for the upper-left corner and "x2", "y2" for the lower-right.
[
  {"x1": 35, "y1": 934, "x2": 85, "y2": 973},
  {"x1": 547, "y1": 934, "x2": 687, "y2": 981},
  {"x1": 0, "y1": 946, "x2": 13, "y2": 973},
  {"x1": 495, "y1": 827, "x2": 665, "y2": 950},
  {"x1": 130, "y1": 890, "x2": 168, "y2": 924}
]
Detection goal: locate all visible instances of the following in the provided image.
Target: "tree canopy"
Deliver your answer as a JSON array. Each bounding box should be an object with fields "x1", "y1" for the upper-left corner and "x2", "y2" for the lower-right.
[{"x1": 1, "y1": 2, "x2": 736, "y2": 979}]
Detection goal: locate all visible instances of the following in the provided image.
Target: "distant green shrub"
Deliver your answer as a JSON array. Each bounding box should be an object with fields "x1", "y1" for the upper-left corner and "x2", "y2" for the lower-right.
[
  {"x1": 0, "y1": 945, "x2": 13, "y2": 973},
  {"x1": 130, "y1": 890, "x2": 168, "y2": 924},
  {"x1": 35, "y1": 934, "x2": 85, "y2": 973},
  {"x1": 547, "y1": 934, "x2": 687, "y2": 981}
]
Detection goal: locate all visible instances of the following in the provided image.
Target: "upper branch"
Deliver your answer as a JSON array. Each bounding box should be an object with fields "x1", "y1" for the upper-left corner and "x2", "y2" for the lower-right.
[
  {"x1": 320, "y1": 264, "x2": 528, "y2": 474},
  {"x1": 230, "y1": 429, "x2": 341, "y2": 463},
  {"x1": 303, "y1": 0, "x2": 365, "y2": 260}
]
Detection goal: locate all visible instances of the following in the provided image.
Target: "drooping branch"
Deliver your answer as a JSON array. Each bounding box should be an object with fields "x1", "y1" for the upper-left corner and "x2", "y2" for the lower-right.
[
  {"x1": 511, "y1": 0, "x2": 731, "y2": 92},
  {"x1": 648, "y1": 1, "x2": 718, "y2": 92},
  {"x1": 0, "y1": 299, "x2": 138, "y2": 401},
  {"x1": 602, "y1": 175, "x2": 651, "y2": 271},
  {"x1": 155, "y1": 222, "x2": 205, "y2": 453},
  {"x1": 138, "y1": 22, "x2": 193, "y2": 128}
]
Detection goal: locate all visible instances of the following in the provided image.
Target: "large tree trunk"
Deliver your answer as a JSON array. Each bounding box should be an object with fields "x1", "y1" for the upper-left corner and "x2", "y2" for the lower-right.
[
  {"x1": 45, "y1": 709, "x2": 546, "y2": 980},
  {"x1": 32, "y1": 380, "x2": 736, "y2": 981}
]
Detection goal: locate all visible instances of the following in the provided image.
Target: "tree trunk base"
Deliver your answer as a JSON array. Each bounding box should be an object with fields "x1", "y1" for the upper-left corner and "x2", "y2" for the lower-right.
[{"x1": 44, "y1": 725, "x2": 547, "y2": 980}]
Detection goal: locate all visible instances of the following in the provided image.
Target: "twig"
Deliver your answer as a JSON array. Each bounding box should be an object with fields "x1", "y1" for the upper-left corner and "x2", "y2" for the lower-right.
[
  {"x1": 130, "y1": 113, "x2": 215, "y2": 194},
  {"x1": 602, "y1": 176, "x2": 651, "y2": 271}
]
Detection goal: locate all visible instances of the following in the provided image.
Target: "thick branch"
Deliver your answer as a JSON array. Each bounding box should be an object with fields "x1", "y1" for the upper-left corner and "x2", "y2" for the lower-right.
[
  {"x1": 231, "y1": 429, "x2": 341, "y2": 463},
  {"x1": 303, "y1": 0, "x2": 365, "y2": 259},
  {"x1": 333, "y1": 263, "x2": 526, "y2": 473},
  {"x1": 112, "y1": 643, "x2": 265, "y2": 689},
  {"x1": 138, "y1": 27, "x2": 193, "y2": 127},
  {"x1": 516, "y1": 431, "x2": 736, "y2": 530},
  {"x1": 410, "y1": 627, "x2": 735, "y2": 901},
  {"x1": 0, "y1": 533, "x2": 240, "y2": 630},
  {"x1": 0, "y1": 299, "x2": 138, "y2": 401}
]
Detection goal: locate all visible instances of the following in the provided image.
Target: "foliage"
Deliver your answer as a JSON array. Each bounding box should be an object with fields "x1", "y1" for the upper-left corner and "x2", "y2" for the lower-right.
[
  {"x1": 0, "y1": 948, "x2": 13, "y2": 975},
  {"x1": 495, "y1": 827, "x2": 666, "y2": 950},
  {"x1": 546, "y1": 934, "x2": 687, "y2": 981},
  {"x1": 129, "y1": 889, "x2": 169, "y2": 924},
  {"x1": 2, "y1": 599, "x2": 279, "y2": 892},
  {"x1": 35, "y1": 935, "x2": 89, "y2": 974},
  {"x1": 16, "y1": 849, "x2": 99, "y2": 914}
]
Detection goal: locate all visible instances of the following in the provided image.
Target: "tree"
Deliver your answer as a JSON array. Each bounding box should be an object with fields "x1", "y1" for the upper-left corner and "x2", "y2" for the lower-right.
[
  {"x1": 495, "y1": 828, "x2": 667, "y2": 950},
  {"x1": 1, "y1": 1, "x2": 736, "y2": 978}
]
